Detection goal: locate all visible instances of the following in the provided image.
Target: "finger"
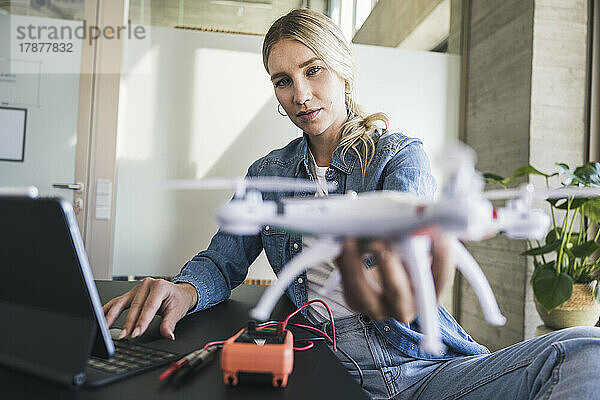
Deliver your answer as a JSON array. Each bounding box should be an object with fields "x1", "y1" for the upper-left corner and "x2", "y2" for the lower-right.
[
  {"x1": 102, "y1": 297, "x2": 116, "y2": 315},
  {"x1": 120, "y1": 279, "x2": 152, "y2": 339},
  {"x1": 158, "y1": 283, "x2": 197, "y2": 340},
  {"x1": 103, "y1": 286, "x2": 139, "y2": 328},
  {"x1": 337, "y1": 239, "x2": 386, "y2": 320},
  {"x1": 371, "y1": 241, "x2": 416, "y2": 322},
  {"x1": 430, "y1": 232, "x2": 454, "y2": 302},
  {"x1": 104, "y1": 297, "x2": 129, "y2": 328},
  {"x1": 131, "y1": 281, "x2": 170, "y2": 338},
  {"x1": 160, "y1": 310, "x2": 183, "y2": 341},
  {"x1": 371, "y1": 241, "x2": 416, "y2": 323}
]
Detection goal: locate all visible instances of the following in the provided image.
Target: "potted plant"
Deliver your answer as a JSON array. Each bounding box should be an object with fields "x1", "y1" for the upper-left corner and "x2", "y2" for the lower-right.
[{"x1": 484, "y1": 162, "x2": 600, "y2": 329}]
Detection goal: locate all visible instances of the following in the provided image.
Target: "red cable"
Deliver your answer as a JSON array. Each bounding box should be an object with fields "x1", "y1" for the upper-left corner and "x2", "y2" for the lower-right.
[
  {"x1": 258, "y1": 324, "x2": 314, "y2": 352},
  {"x1": 159, "y1": 364, "x2": 181, "y2": 381},
  {"x1": 162, "y1": 339, "x2": 226, "y2": 381},
  {"x1": 202, "y1": 340, "x2": 227, "y2": 350},
  {"x1": 164, "y1": 299, "x2": 337, "y2": 382},
  {"x1": 282, "y1": 299, "x2": 336, "y2": 352},
  {"x1": 262, "y1": 322, "x2": 334, "y2": 344},
  {"x1": 258, "y1": 323, "x2": 278, "y2": 329},
  {"x1": 289, "y1": 323, "x2": 334, "y2": 344},
  {"x1": 160, "y1": 355, "x2": 191, "y2": 381},
  {"x1": 293, "y1": 341, "x2": 314, "y2": 351}
]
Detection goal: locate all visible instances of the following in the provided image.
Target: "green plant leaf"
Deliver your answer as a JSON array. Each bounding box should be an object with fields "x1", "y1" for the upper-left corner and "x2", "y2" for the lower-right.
[
  {"x1": 594, "y1": 281, "x2": 600, "y2": 304},
  {"x1": 531, "y1": 265, "x2": 541, "y2": 285},
  {"x1": 564, "y1": 247, "x2": 576, "y2": 260},
  {"x1": 556, "y1": 163, "x2": 578, "y2": 185},
  {"x1": 483, "y1": 172, "x2": 504, "y2": 181},
  {"x1": 532, "y1": 269, "x2": 573, "y2": 311},
  {"x1": 581, "y1": 198, "x2": 600, "y2": 224},
  {"x1": 573, "y1": 162, "x2": 600, "y2": 186},
  {"x1": 541, "y1": 261, "x2": 557, "y2": 270},
  {"x1": 482, "y1": 173, "x2": 514, "y2": 188},
  {"x1": 522, "y1": 240, "x2": 561, "y2": 256},
  {"x1": 570, "y1": 241, "x2": 600, "y2": 258},
  {"x1": 513, "y1": 165, "x2": 552, "y2": 178},
  {"x1": 546, "y1": 198, "x2": 561, "y2": 208},
  {"x1": 531, "y1": 261, "x2": 556, "y2": 284},
  {"x1": 545, "y1": 228, "x2": 562, "y2": 244},
  {"x1": 542, "y1": 228, "x2": 581, "y2": 254},
  {"x1": 547, "y1": 197, "x2": 589, "y2": 210}
]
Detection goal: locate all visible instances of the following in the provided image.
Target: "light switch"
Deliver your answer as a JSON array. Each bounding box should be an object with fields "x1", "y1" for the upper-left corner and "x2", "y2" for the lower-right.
[{"x1": 95, "y1": 179, "x2": 112, "y2": 220}]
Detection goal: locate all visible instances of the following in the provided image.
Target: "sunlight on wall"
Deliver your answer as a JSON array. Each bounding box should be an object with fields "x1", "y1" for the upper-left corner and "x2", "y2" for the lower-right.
[
  {"x1": 190, "y1": 48, "x2": 273, "y2": 179},
  {"x1": 116, "y1": 45, "x2": 157, "y2": 161},
  {"x1": 112, "y1": 27, "x2": 297, "y2": 277},
  {"x1": 353, "y1": 45, "x2": 460, "y2": 192}
]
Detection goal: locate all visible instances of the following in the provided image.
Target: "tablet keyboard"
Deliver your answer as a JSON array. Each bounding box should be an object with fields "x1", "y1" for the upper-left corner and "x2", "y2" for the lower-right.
[{"x1": 87, "y1": 341, "x2": 178, "y2": 375}]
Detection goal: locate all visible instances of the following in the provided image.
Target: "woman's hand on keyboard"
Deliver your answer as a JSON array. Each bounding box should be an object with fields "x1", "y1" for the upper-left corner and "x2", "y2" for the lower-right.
[{"x1": 102, "y1": 278, "x2": 198, "y2": 340}]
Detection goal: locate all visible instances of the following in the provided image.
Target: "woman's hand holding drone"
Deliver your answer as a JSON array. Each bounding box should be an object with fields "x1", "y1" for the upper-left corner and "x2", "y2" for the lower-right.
[{"x1": 337, "y1": 232, "x2": 454, "y2": 323}]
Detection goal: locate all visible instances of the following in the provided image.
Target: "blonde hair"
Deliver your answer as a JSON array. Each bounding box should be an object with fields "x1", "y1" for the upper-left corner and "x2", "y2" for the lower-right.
[{"x1": 263, "y1": 8, "x2": 389, "y2": 174}]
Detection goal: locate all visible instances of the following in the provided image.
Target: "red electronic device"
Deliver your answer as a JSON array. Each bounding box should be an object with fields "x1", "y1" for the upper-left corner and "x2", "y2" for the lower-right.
[{"x1": 220, "y1": 322, "x2": 294, "y2": 387}]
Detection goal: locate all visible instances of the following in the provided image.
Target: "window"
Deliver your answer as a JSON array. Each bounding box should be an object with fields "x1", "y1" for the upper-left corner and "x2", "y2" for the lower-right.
[{"x1": 329, "y1": 0, "x2": 378, "y2": 41}]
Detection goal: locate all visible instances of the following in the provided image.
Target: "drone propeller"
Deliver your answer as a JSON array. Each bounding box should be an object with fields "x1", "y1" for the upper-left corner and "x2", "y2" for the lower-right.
[
  {"x1": 162, "y1": 177, "x2": 337, "y2": 197},
  {"x1": 281, "y1": 193, "x2": 349, "y2": 203},
  {"x1": 484, "y1": 185, "x2": 600, "y2": 201},
  {"x1": 436, "y1": 143, "x2": 477, "y2": 172},
  {"x1": 0, "y1": 186, "x2": 39, "y2": 198},
  {"x1": 436, "y1": 143, "x2": 482, "y2": 199}
]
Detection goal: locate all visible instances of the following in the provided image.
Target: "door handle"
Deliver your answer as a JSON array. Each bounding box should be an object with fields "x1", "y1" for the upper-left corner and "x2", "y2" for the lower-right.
[{"x1": 52, "y1": 183, "x2": 84, "y2": 191}]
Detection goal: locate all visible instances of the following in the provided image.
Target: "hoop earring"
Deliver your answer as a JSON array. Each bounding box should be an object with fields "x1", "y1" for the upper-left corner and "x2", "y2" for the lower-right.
[{"x1": 277, "y1": 104, "x2": 287, "y2": 117}]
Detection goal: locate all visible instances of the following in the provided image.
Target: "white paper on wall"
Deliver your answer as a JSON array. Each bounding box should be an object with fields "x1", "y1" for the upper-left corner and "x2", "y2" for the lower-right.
[
  {"x1": 0, "y1": 58, "x2": 41, "y2": 107},
  {"x1": 0, "y1": 107, "x2": 27, "y2": 161}
]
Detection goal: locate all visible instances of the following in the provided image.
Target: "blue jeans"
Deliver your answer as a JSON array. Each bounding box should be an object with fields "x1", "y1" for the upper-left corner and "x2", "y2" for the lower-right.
[{"x1": 323, "y1": 315, "x2": 600, "y2": 399}]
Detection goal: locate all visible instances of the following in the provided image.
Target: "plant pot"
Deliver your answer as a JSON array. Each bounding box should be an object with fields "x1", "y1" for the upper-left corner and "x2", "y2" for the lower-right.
[{"x1": 535, "y1": 283, "x2": 600, "y2": 329}]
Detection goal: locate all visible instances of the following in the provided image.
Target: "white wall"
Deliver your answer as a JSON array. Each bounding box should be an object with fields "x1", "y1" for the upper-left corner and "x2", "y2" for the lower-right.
[
  {"x1": 112, "y1": 27, "x2": 297, "y2": 279},
  {"x1": 353, "y1": 44, "x2": 460, "y2": 173},
  {"x1": 112, "y1": 26, "x2": 459, "y2": 279}
]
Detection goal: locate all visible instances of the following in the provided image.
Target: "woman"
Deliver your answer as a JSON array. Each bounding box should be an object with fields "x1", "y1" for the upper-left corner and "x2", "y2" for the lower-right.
[{"x1": 104, "y1": 9, "x2": 600, "y2": 400}]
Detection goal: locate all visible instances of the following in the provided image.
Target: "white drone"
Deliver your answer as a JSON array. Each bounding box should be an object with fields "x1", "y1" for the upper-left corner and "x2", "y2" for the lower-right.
[{"x1": 166, "y1": 145, "x2": 600, "y2": 354}]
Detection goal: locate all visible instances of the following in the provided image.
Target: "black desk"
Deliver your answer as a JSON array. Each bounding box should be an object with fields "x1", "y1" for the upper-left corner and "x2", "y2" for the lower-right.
[{"x1": 2, "y1": 281, "x2": 368, "y2": 400}]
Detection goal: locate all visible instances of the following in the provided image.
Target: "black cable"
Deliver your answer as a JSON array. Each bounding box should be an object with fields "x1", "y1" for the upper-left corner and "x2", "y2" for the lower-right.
[
  {"x1": 256, "y1": 320, "x2": 279, "y2": 327},
  {"x1": 287, "y1": 323, "x2": 364, "y2": 388},
  {"x1": 335, "y1": 344, "x2": 364, "y2": 389},
  {"x1": 294, "y1": 337, "x2": 326, "y2": 344},
  {"x1": 255, "y1": 321, "x2": 365, "y2": 388}
]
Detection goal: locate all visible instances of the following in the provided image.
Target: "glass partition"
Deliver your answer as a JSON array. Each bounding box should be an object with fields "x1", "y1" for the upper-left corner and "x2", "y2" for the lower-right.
[{"x1": 0, "y1": 1, "x2": 86, "y2": 205}]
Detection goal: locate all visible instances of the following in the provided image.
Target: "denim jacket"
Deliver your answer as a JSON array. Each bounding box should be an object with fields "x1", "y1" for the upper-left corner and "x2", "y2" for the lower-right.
[{"x1": 173, "y1": 131, "x2": 490, "y2": 360}]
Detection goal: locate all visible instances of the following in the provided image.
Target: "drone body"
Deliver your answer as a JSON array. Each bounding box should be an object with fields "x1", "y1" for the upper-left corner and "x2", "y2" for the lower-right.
[
  {"x1": 166, "y1": 144, "x2": 598, "y2": 354},
  {"x1": 218, "y1": 188, "x2": 512, "y2": 353},
  {"x1": 218, "y1": 191, "x2": 469, "y2": 238}
]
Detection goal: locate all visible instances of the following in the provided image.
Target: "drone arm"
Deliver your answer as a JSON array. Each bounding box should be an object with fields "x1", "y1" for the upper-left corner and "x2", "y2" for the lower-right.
[
  {"x1": 451, "y1": 239, "x2": 506, "y2": 326},
  {"x1": 320, "y1": 270, "x2": 342, "y2": 297},
  {"x1": 251, "y1": 238, "x2": 343, "y2": 321},
  {"x1": 394, "y1": 237, "x2": 444, "y2": 354}
]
